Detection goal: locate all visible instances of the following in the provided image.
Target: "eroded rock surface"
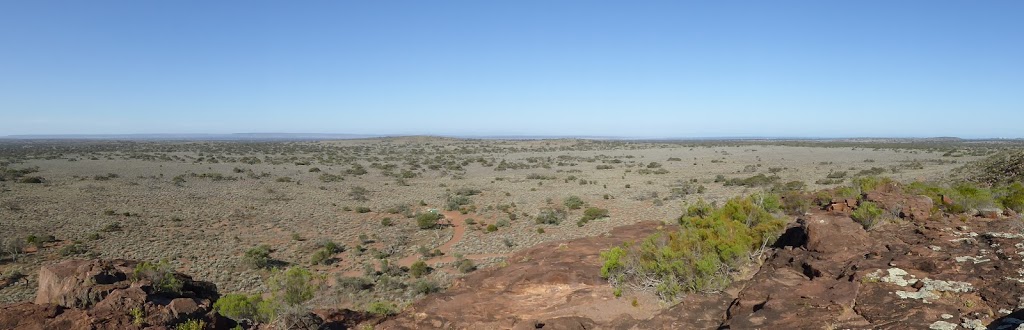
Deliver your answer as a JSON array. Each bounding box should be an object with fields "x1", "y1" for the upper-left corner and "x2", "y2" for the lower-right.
[
  {"x1": 383, "y1": 191, "x2": 1024, "y2": 330},
  {"x1": 1, "y1": 259, "x2": 229, "y2": 330}
]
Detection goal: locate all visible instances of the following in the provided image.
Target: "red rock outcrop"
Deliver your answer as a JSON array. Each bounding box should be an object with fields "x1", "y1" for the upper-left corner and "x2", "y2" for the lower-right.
[
  {"x1": 383, "y1": 190, "x2": 1024, "y2": 330},
  {"x1": 864, "y1": 191, "x2": 934, "y2": 221},
  {"x1": 0, "y1": 259, "x2": 230, "y2": 330}
]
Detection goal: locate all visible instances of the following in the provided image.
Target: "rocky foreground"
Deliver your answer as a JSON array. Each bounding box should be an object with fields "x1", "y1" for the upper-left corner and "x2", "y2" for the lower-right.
[
  {"x1": 382, "y1": 190, "x2": 1024, "y2": 330},
  {"x1": 5, "y1": 190, "x2": 1024, "y2": 329},
  {"x1": 0, "y1": 259, "x2": 369, "y2": 329}
]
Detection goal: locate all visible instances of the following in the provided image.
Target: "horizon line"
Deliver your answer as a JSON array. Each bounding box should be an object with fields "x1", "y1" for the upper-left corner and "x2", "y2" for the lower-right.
[{"x1": 2, "y1": 132, "x2": 1021, "y2": 141}]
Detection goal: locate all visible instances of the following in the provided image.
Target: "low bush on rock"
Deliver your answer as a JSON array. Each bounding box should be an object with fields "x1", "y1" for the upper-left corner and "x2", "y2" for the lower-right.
[
  {"x1": 132, "y1": 260, "x2": 183, "y2": 294},
  {"x1": 851, "y1": 201, "x2": 885, "y2": 230},
  {"x1": 600, "y1": 194, "x2": 785, "y2": 301}
]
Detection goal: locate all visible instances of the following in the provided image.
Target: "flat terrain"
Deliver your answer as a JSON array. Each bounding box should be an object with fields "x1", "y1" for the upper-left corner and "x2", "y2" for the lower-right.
[{"x1": 0, "y1": 137, "x2": 1005, "y2": 308}]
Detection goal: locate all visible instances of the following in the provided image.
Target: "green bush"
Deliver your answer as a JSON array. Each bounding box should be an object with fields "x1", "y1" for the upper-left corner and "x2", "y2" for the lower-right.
[
  {"x1": 445, "y1": 195, "x2": 472, "y2": 211},
  {"x1": 457, "y1": 259, "x2": 476, "y2": 273},
  {"x1": 410, "y1": 260, "x2": 428, "y2": 278},
  {"x1": 781, "y1": 191, "x2": 811, "y2": 215},
  {"x1": 267, "y1": 267, "x2": 318, "y2": 306},
  {"x1": 723, "y1": 174, "x2": 779, "y2": 187},
  {"x1": 563, "y1": 196, "x2": 585, "y2": 210},
  {"x1": 416, "y1": 212, "x2": 442, "y2": 229},
  {"x1": 367, "y1": 301, "x2": 398, "y2": 317},
  {"x1": 174, "y1": 319, "x2": 206, "y2": 330},
  {"x1": 535, "y1": 208, "x2": 566, "y2": 225},
  {"x1": 132, "y1": 260, "x2": 183, "y2": 294},
  {"x1": 310, "y1": 248, "x2": 334, "y2": 265},
  {"x1": 851, "y1": 201, "x2": 884, "y2": 230},
  {"x1": 997, "y1": 182, "x2": 1024, "y2": 212},
  {"x1": 213, "y1": 293, "x2": 275, "y2": 323},
  {"x1": 581, "y1": 207, "x2": 609, "y2": 222},
  {"x1": 852, "y1": 176, "x2": 894, "y2": 194},
  {"x1": 600, "y1": 194, "x2": 785, "y2": 301},
  {"x1": 834, "y1": 186, "x2": 860, "y2": 200},
  {"x1": 948, "y1": 182, "x2": 996, "y2": 213},
  {"x1": 59, "y1": 241, "x2": 89, "y2": 256},
  {"x1": 244, "y1": 245, "x2": 272, "y2": 269},
  {"x1": 412, "y1": 279, "x2": 440, "y2": 295}
]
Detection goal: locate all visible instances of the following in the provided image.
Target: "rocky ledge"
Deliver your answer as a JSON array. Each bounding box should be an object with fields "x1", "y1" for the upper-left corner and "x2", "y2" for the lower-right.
[{"x1": 382, "y1": 191, "x2": 1024, "y2": 329}]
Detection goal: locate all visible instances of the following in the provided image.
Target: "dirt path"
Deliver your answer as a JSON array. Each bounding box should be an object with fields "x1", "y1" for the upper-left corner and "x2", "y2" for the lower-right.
[{"x1": 397, "y1": 211, "x2": 506, "y2": 268}]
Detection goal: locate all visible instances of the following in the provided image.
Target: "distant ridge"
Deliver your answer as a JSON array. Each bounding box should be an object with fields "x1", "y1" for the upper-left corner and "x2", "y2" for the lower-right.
[
  {"x1": 2, "y1": 133, "x2": 1020, "y2": 142},
  {"x1": 1, "y1": 133, "x2": 382, "y2": 141}
]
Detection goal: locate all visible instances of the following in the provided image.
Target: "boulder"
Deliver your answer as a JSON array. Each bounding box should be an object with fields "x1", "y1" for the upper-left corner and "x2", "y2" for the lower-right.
[
  {"x1": 34, "y1": 259, "x2": 133, "y2": 308},
  {"x1": 2, "y1": 259, "x2": 227, "y2": 330},
  {"x1": 864, "y1": 192, "x2": 934, "y2": 221}
]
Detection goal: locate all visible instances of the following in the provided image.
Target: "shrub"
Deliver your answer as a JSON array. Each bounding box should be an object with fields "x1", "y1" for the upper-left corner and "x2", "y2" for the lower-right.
[
  {"x1": 825, "y1": 171, "x2": 847, "y2": 179},
  {"x1": 834, "y1": 186, "x2": 860, "y2": 200},
  {"x1": 214, "y1": 293, "x2": 274, "y2": 323},
  {"x1": 601, "y1": 194, "x2": 785, "y2": 301},
  {"x1": 851, "y1": 201, "x2": 884, "y2": 230},
  {"x1": 416, "y1": 212, "x2": 442, "y2": 229},
  {"x1": 445, "y1": 195, "x2": 472, "y2": 211},
  {"x1": 948, "y1": 182, "x2": 996, "y2": 213},
  {"x1": 563, "y1": 196, "x2": 585, "y2": 210},
  {"x1": 781, "y1": 191, "x2": 811, "y2": 215},
  {"x1": 349, "y1": 186, "x2": 369, "y2": 201},
  {"x1": 997, "y1": 182, "x2": 1024, "y2": 212},
  {"x1": 412, "y1": 279, "x2": 440, "y2": 295},
  {"x1": 133, "y1": 260, "x2": 183, "y2": 294},
  {"x1": 59, "y1": 241, "x2": 89, "y2": 256},
  {"x1": 244, "y1": 245, "x2": 272, "y2": 269},
  {"x1": 723, "y1": 174, "x2": 779, "y2": 187},
  {"x1": 367, "y1": 301, "x2": 397, "y2": 317},
  {"x1": 174, "y1": 319, "x2": 206, "y2": 330},
  {"x1": 581, "y1": 207, "x2": 609, "y2": 222},
  {"x1": 19, "y1": 176, "x2": 44, "y2": 184},
  {"x1": 852, "y1": 176, "x2": 894, "y2": 194},
  {"x1": 25, "y1": 234, "x2": 56, "y2": 249},
  {"x1": 535, "y1": 208, "x2": 566, "y2": 225},
  {"x1": 267, "y1": 267, "x2": 318, "y2": 306},
  {"x1": 457, "y1": 259, "x2": 477, "y2": 273},
  {"x1": 318, "y1": 173, "x2": 344, "y2": 182},
  {"x1": 380, "y1": 217, "x2": 393, "y2": 227},
  {"x1": 310, "y1": 248, "x2": 335, "y2": 265},
  {"x1": 410, "y1": 260, "x2": 428, "y2": 278},
  {"x1": 355, "y1": 206, "x2": 371, "y2": 213},
  {"x1": 101, "y1": 222, "x2": 123, "y2": 232}
]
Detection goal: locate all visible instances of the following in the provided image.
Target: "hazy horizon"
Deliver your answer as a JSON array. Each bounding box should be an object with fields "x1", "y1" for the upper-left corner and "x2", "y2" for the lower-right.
[{"x1": 2, "y1": 1, "x2": 1022, "y2": 138}]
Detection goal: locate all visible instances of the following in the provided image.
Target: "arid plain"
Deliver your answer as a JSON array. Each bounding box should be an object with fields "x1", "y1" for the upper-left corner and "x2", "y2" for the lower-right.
[{"x1": 0, "y1": 137, "x2": 996, "y2": 310}]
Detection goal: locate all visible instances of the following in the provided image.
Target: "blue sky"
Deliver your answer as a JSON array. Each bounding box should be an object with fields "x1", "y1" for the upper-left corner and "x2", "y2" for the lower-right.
[{"x1": 1, "y1": 1, "x2": 1022, "y2": 138}]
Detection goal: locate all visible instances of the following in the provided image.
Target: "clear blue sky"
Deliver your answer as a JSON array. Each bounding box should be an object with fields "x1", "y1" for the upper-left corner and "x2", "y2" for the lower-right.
[{"x1": 2, "y1": 1, "x2": 1022, "y2": 138}]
